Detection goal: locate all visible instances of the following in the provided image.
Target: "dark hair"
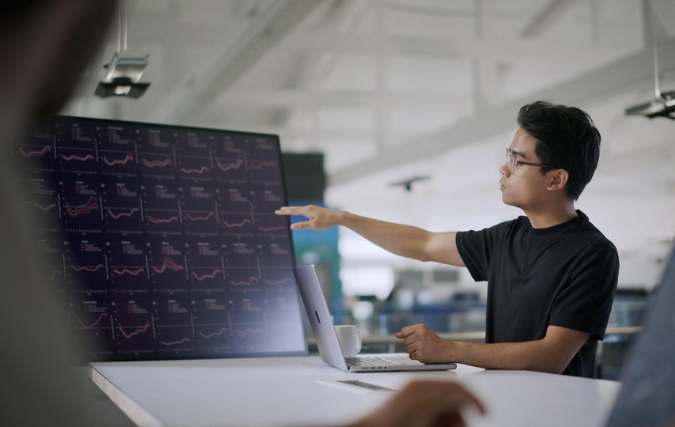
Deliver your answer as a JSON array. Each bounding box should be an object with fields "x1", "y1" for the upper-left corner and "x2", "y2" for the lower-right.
[{"x1": 517, "y1": 101, "x2": 601, "y2": 201}]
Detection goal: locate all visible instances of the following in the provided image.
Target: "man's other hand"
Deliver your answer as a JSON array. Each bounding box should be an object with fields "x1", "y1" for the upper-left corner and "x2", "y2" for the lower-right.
[
  {"x1": 348, "y1": 380, "x2": 486, "y2": 427},
  {"x1": 396, "y1": 324, "x2": 455, "y2": 364},
  {"x1": 275, "y1": 205, "x2": 342, "y2": 231}
]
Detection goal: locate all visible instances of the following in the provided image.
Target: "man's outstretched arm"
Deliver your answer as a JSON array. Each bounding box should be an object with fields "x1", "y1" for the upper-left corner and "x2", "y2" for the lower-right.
[
  {"x1": 275, "y1": 205, "x2": 465, "y2": 266},
  {"x1": 396, "y1": 324, "x2": 590, "y2": 374}
]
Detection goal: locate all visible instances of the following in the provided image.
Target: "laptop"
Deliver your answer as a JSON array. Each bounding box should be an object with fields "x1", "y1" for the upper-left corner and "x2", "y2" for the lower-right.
[{"x1": 293, "y1": 264, "x2": 457, "y2": 372}]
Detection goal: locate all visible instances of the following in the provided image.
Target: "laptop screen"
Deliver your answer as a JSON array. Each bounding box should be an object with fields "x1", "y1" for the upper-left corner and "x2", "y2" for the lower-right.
[
  {"x1": 604, "y1": 243, "x2": 675, "y2": 426},
  {"x1": 12, "y1": 116, "x2": 307, "y2": 362}
]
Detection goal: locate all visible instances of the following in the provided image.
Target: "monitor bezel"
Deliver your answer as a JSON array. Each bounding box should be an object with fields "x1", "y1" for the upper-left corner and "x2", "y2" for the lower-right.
[{"x1": 30, "y1": 115, "x2": 310, "y2": 363}]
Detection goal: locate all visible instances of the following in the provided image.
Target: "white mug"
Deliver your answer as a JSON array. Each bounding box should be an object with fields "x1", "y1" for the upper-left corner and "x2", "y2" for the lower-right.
[{"x1": 334, "y1": 325, "x2": 362, "y2": 357}]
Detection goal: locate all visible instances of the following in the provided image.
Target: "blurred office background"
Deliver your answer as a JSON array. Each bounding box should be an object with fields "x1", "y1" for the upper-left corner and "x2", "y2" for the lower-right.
[{"x1": 62, "y1": 0, "x2": 675, "y2": 379}]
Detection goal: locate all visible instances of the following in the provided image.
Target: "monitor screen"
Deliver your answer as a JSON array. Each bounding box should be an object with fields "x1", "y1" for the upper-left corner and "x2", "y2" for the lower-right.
[{"x1": 12, "y1": 116, "x2": 307, "y2": 362}]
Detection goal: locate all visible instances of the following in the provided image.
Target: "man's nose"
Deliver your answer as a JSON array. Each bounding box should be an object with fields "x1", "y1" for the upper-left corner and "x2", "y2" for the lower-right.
[{"x1": 500, "y1": 163, "x2": 510, "y2": 177}]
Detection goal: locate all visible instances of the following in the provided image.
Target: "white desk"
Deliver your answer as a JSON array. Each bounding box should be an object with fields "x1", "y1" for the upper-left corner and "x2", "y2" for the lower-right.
[{"x1": 90, "y1": 355, "x2": 621, "y2": 427}]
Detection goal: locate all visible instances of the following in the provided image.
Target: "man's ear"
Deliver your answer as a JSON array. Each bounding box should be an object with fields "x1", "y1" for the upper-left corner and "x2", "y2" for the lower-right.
[{"x1": 547, "y1": 169, "x2": 569, "y2": 193}]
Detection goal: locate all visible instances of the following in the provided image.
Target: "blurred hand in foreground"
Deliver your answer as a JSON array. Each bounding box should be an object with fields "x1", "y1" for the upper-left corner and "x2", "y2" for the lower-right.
[{"x1": 347, "y1": 380, "x2": 487, "y2": 427}]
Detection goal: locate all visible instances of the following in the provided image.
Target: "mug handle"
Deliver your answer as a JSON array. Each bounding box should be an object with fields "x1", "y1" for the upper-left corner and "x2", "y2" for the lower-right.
[{"x1": 355, "y1": 328, "x2": 362, "y2": 354}]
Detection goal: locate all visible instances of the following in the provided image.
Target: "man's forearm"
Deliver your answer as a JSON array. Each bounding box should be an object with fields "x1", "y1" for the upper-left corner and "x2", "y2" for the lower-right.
[
  {"x1": 400, "y1": 324, "x2": 587, "y2": 374},
  {"x1": 450, "y1": 340, "x2": 566, "y2": 374},
  {"x1": 338, "y1": 211, "x2": 432, "y2": 261}
]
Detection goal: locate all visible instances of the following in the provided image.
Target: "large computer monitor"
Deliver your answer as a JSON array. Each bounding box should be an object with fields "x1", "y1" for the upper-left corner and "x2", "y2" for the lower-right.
[{"x1": 12, "y1": 116, "x2": 307, "y2": 362}]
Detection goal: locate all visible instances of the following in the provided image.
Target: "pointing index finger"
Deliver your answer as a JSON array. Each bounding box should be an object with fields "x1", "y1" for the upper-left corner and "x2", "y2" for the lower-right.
[{"x1": 275, "y1": 206, "x2": 304, "y2": 216}]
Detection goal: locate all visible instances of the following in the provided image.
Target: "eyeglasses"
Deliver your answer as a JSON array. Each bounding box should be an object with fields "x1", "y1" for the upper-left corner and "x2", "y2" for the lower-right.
[{"x1": 505, "y1": 148, "x2": 552, "y2": 175}]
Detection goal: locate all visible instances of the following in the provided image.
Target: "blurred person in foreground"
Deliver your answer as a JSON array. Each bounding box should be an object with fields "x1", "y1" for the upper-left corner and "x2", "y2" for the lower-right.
[
  {"x1": 0, "y1": 1, "x2": 485, "y2": 426},
  {"x1": 0, "y1": 1, "x2": 116, "y2": 425}
]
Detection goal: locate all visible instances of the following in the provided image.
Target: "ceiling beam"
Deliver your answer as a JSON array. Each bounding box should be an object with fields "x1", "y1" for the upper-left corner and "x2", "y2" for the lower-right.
[
  {"x1": 385, "y1": 1, "x2": 475, "y2": 18},
  {"x1": 329, "y1": 36, "x2": 675, "y2": 187},
  {"x1": 521, "y1": 0, "x2": 582, "y2": 38},
  {"x1": 146, "y1": 0, "x2": 322, "y2": 125},
  {"x1": 279, "y1": 30, "x2": 635, "y2": 64},
  {"x1": 650, "y1": 0, "x2": 675, "y2": 38},
  {"x1": 213, "y1": 88, "x2": 473, "y2": 110},
  {"x1": 121, "y1": 15, "x2": 224, "y2": 46}
]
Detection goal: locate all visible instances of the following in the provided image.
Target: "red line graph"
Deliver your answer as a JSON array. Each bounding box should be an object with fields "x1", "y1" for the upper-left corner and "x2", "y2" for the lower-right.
[
  {"x1": 265, "y1": 278, "x2": 293, "y2": 286},
  {"x1": 159, "y1": 338, "x2": 192, "y2": 346},
  {"x1": 47, "y1": 270, "x2": 62, "y2": 280},
  {"x1": 118, "y1": 321, "x2": 150, "y2": 339},
  {"x1": 235, "y1": 328, "x2": 263, "y2": 337},
  {"x1": 74, "y1": 312, "x2": 108, "y2": 329},
  {"x1": 62, "y1": 153, "x2": 94, "y2": 162},
  {"x1": 229, "y1": 276, "x2": 258, "y2": 286},
  {"x1": 64, "y1": 196, "x2": 99, "y2": 217},
  {"x1": 191, "y1": 270, "x2": 221, "y2": 281},
  {"x1": 27, "y1": 201, "x2": 56, "y2": 211},
  {"x1": 216, "y1": 157, "x2": 243, "y2": 172},
  {"x1": 223, "y1": 219, "x2": 251, "y2": 228},
  {"x1": 257, "y1": 226, "x2": 285, "y2": 232},
  {"x1": 103, "y1": 154, "x2": 134, "y2": 166},
  {"x1": 152, "y1": 257, "x2": 184, "y2": 274},
  {"x1": 106, "y1": 207, "x2": 139, "y2": 219},
  {"x1": 147, "y1": 215, "x2": 179, "y2": 224},
  {"x1": 180, "y1": 166, "x2": 210, "y2": 174},
  {"x1": 251, "y1": 161, "x2": 276, "y2": 170},
  {"x1": 185, "y1": 212, "x2": 215, "y2": 222},
  {"x1": 70, "y1": 264, "x2": 104, "y2": 273},
  {"x1": 19, "y1": 146, "x2": 51, "y2": 157},
  {"x1": 141, "y1": 158, "x2": 172, "y2": 168},
  {"x1": 197, "y1": 328, "x2": 228, "y2": 339},
  {"x1": 112, "y1": 267, "x2": 144, "y2": 276}
]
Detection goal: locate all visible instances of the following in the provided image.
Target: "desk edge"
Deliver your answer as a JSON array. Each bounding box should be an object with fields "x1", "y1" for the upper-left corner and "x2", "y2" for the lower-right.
[{"x1": 89, "y1": 364, "x2": 164, "y2": 427}]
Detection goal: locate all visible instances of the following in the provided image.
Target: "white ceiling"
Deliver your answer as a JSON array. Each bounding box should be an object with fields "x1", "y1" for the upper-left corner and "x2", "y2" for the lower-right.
[{"x1": 62, "y1": 0, "x2": 675, "y2": 289}]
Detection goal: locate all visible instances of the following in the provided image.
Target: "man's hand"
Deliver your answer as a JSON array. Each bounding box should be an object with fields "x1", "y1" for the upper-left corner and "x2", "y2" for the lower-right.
[
  {"x1": 348, "y1": 380, "x2": 486, "y2": 427},
  {"x1": 396, "y1": 324, "x2": 456, "y2": 364},
  {"x1": 275, "y1": 205, "x2": 342, "y2": 231}
]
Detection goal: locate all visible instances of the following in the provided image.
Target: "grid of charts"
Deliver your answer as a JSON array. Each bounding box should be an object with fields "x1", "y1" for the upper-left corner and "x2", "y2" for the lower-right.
[{"x1": 13, "y1": 116, "x2": 306, "y2": 361}]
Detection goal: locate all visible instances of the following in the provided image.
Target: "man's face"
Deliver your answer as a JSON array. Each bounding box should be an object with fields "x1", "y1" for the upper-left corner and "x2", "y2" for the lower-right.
[{"x1": 499, "y1": 127, "x2": 552, "y2": 210}]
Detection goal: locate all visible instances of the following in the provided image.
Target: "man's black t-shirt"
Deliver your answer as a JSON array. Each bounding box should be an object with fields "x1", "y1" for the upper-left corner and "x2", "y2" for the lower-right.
[{"x1": 455, "y1": 210, "x2": 619, "y2": 378}]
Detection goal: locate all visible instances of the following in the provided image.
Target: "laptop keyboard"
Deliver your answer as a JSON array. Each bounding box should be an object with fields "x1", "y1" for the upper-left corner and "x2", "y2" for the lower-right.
[{"x1": 345, "y1": 356, "x2": 405, "y2": 367}]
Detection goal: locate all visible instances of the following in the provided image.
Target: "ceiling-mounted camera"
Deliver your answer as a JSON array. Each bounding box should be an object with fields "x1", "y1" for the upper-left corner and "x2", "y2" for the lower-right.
[
  {"x1": 95, "y1": 52, "x2": 150, "y2": 99},
  {"x1": 94, "y1": 0, "x2": 150, "y2": 99},
  {"x1": 625, "y1": 11, "x2": 675, "y2": 121}
]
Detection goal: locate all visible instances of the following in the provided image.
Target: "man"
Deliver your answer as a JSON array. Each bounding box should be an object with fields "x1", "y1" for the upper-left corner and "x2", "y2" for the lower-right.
[
  {"x1": 0, "y1": 1, "x2": 485, "y2": 426},
  {"x1": 277, "y1": 101, "x2": 619, "y2": 378}
]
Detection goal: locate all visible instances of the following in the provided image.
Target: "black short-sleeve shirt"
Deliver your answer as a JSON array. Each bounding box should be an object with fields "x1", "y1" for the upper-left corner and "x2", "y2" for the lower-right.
[{"x1": 456, "y1": 210, "x2": 619, "y2": 378}]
